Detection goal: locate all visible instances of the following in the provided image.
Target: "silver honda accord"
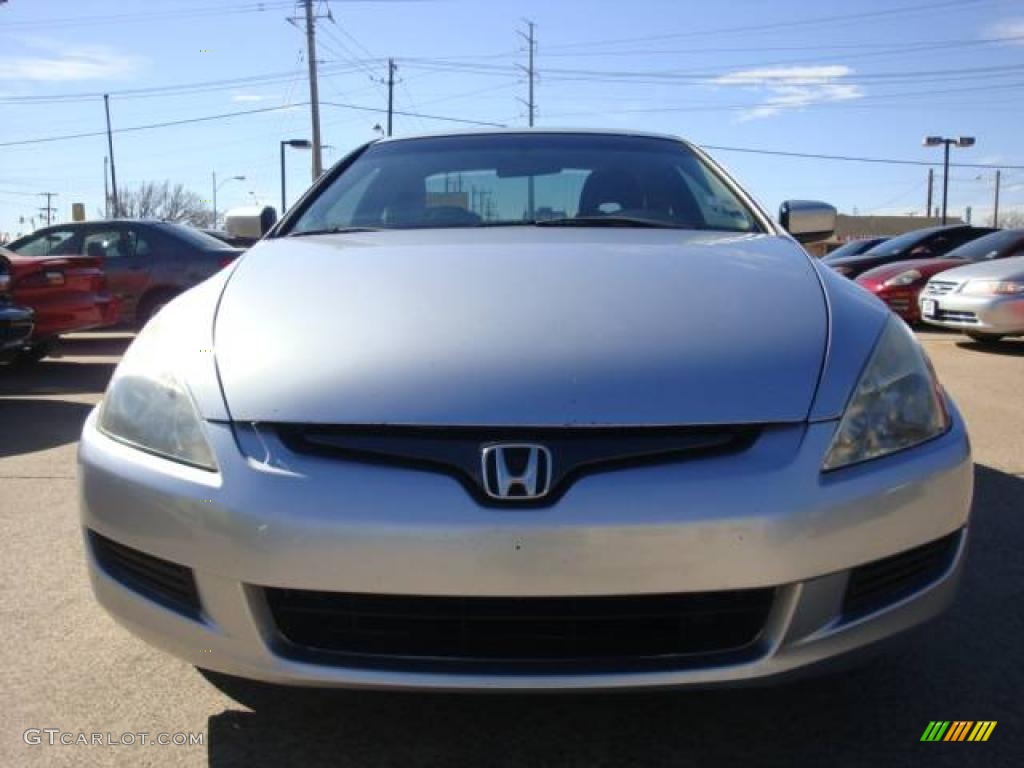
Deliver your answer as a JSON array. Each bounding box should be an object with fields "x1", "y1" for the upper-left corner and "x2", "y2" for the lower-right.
[{"x1": 79, "y1": 130, "x2": 972, "y2": 691}]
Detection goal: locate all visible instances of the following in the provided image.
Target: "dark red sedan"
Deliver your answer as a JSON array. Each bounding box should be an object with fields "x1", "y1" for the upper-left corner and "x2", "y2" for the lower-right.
[
  {"x1": 856, "y1": 229, "x2": 1024, "y2": 323},
  {"x1": 0, "y1": 246, "x2": 120, "y2": 362}
]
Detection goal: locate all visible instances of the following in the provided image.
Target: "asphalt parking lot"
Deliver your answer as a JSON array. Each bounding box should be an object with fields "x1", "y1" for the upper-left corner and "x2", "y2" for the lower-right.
[{"x1": 1, "y1": 330, "x2": 1021, "y2": 768}]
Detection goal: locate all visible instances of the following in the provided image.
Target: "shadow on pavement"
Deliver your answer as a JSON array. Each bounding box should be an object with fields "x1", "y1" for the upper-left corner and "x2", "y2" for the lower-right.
[
  {"x1": 52, "y1": 334, "x2": 134, "y2": 358},
  {"x1": 0, "y1": 398, "x2": 94, "y2": 457},
  {"x1": 0, "y1": 360, "x2": 116, "y2": 396},
  {"x1": 955, "y1": 338, "x2": 1024, "y2": 357},
  {"x1": 201, "y1": 465, "x2": 1024, "y2": 768}
]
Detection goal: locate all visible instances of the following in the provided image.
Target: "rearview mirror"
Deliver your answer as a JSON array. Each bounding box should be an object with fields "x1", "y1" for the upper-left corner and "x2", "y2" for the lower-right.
[
  {"x1": 224, "y1": 206, "x2": 278, "y2": 240},
  {"x1": 779, "y1": 200, "x2": 836, "y2": 244}
]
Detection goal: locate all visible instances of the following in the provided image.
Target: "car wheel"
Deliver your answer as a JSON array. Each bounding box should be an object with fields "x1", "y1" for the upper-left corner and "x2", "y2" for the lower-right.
[
  {"x1": 136, "y1": 290, "x2": 178, "y2": 329},
  {"x1": 13, "y1": 341, "x2": 54, "y2": 365},
  {"x1": 965, "y1": 332, "x2": 1005, "y2": 344}
]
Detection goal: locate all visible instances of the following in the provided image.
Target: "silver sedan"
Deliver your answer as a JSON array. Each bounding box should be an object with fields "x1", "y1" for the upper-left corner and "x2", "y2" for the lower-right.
[
  {"x1": 79, "y1": 130, "x2": 971, "y2": 691},
  {"x1": 920, "y1": 253, "x2": 1024, "y2": 342}
]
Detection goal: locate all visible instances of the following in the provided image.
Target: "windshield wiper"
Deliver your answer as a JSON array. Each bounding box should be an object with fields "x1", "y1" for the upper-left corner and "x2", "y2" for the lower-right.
[
  {"x1": 534, "y1": 216, "x2": 692, "y2": 229},
  {"x1": 288, "y1": 226, "x2": 381, "y2": 237}
]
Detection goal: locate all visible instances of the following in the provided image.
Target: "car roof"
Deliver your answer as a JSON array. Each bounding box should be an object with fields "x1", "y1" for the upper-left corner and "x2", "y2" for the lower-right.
[{"x1": 372, "y1": 127, "x2": 689, "y2": 145}]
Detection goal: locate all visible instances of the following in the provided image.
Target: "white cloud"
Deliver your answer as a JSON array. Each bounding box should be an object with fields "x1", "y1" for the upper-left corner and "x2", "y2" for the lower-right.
[
  {"x1": 713, "y1": 65, "x2": 853, "y2": 86},
  {"x1": 0, "y1": 44, "x2": 141, "y2": 81},
  {"x1": 985, "y1": 18, "x2": 1024, "y2": 44},
  {"x1": 231, "y1": 93, "x2": 266, "y2": 103},
  {"x1": 712, "y1": 64, "x2": 863, "y2": 121}
]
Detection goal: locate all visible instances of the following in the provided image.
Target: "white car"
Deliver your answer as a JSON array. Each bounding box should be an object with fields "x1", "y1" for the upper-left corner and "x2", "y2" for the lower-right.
[{"x1": 920, "y1": 253, "x2": 1024, "y2": 342}]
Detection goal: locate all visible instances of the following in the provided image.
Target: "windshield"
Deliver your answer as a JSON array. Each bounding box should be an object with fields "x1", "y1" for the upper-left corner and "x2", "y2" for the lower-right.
[
  {"x1": 826, "y1": 238, "x2": 882, "y2": 259},
  {"x1": 862, "y1": 228, "x2": 944, "y2": 256},
  {"x1": 161, "y1": 223, "x2": 238, "y2": 251},
  {"x1": 287, "y1": 133, "x2": 762, "y2": 235},
  {"x1": 942, "y1": 229, "x2": 1024, "y2": 261}
]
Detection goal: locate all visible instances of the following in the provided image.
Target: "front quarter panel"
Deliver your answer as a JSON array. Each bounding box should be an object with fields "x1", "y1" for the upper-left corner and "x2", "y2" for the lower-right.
[
  {"x1": 808, "y1": 263, "x2": 890, "y2": 421},
  {"x1": 126, "y1": 264, "x2": 237, "y2": 421}
]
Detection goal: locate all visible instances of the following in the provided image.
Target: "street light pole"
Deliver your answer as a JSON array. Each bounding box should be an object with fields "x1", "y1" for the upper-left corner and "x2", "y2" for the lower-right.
[
  {"x1": 923, "y1": 135, "x2": 975, "y2": 226},
  {"x1": 280, "y1": 139, "x2": 313, "y2": 213},
  {"x1": 213, "y1": 172, "x2": 246, "y2": 229}
]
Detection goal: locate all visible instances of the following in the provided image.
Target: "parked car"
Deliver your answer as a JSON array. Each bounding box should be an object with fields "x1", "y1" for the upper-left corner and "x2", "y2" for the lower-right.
[
  {"x1": 856, "y1": 229, "x2": 1024, "y2": 323},
  {"x1": 6, "y1": 221, "x2": 243, "y2": 327},
  {"x1": 823, "y1": 237, "x2": 888, "y2": 260},
  {"x1": 201, "y1": 229, "x2": 259, "y2": 249},
  {"x1": 1, "y1": 245, "x2": 119, "y2": 362},
  {"x1": 80, "y1": 130, "x2": 971, "y2": 693},
  {"x1": 0, "y1": 251, "x2": 34, "y2": 361},
  {"x1": 824, "y1": 225, "x2": 996, "y2": 278},
  {"x1": 919, "y1": 253, "x2": 1024, "y2": 342}
]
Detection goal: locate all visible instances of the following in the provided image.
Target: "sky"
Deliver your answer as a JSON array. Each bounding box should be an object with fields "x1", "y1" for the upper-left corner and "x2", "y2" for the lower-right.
[{"x1": 1, "y1": 0, "x2": 1023, "y2": 238}]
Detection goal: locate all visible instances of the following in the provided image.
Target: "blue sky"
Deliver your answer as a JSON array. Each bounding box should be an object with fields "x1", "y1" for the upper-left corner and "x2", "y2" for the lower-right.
[{"x1": 1, "y1": 0, "x2": 1023, "y2": 238}]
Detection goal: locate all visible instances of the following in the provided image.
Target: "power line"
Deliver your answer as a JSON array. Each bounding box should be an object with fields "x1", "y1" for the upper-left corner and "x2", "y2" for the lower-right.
[
  {"x1": 542, "y1": 0, "x2": 987, "y2": 51},
  {"x1": 0, "y1": 101, "x2": 506, "y2": 150},
  {"x1": 697, "y1": 143, "x2": 1022, "y2": 170},
  {"x1": 320, "y1": 100, "x2": 506, "y2": 127},
  {"x1": 0, "y1": 103, "x2": 313, "y2": 148}
]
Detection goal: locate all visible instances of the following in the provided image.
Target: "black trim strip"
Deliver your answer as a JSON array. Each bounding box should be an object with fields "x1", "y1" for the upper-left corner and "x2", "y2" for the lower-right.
[{"x1": 273, "y1": 423, "x2": 761, "y2": 507}]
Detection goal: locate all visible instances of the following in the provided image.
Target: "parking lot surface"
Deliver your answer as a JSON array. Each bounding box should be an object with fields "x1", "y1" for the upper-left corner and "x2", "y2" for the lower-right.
[{"x1": 2, "y1": 330, "x2": 1021, "y2": 767}]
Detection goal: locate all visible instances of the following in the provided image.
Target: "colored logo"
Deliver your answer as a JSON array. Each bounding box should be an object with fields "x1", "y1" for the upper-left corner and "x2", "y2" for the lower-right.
[{"x1": 921, "y1": 721, "x2": 997, "y2": 742}]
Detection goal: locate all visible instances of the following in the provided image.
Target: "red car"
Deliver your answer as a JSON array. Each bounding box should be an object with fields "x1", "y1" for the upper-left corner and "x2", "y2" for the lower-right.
[
  {"x1": 855, "y1": 229, "x2": 1024, "y2": 323},
  {"x1": 0, "y1": 245, "x2": 120, "y2": 362}
]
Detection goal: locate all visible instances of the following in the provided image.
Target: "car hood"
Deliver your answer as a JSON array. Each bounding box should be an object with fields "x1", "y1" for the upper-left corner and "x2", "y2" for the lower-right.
[
  {"x1": 214, "y1": 228, "x2": 828, "y2": 426},
  {"x1": 857, "y1": 258, "x2": 967, "y2": 283},
  {"x1": 931, "y1": 254, "x2": 1024, "y2": 283}
]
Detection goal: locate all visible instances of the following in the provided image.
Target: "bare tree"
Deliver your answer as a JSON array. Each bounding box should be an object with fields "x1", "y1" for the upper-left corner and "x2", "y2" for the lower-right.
[
  {"x1": 996, "y1": 208, "x2": 1024, "y2": 229},
  {"x1": 114, "y1": 181, "x2": 214, "y2": 227}
]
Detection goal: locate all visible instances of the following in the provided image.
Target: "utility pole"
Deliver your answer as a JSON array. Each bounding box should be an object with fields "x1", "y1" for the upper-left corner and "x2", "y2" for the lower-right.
[
  {"x1": 303, "y1": 0, "x2": 323, "y2": 180},
  {"x1": 104, "y1": 94, "x2": 120, "y2": 217},
  {"x1": 39, "y1": 192, "x2": 58, "y2": 227},
  {"x1": 993, "y1": 170, "x2": 1001, "y2": 227},
  {"x1": 386, "y1": 58, "x2": 397, "y2": 136},
  {"x1": 923, "y1": 136, "x2": 975, "y2": 226},
  {"x1": 516, "y1": 20, "x2": 537, "y2": 126},
  {"x1": 926, "y1": 168, "x2": 933, "y2": 219},
  {"x1": 103, "y1": 157, "x2": 110, "y2": 218}
]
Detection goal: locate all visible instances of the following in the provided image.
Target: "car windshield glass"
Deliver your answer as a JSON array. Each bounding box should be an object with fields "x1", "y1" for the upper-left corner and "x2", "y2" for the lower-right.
[
  {"x1": 941, "y1": 230, "x2": 1023, "y2": 261},
  {"x1": 162, "y1": 224, "x2": 237, "y2": 251},
  {"x1": 287, "y1": 133, "x2": 762, "y2": 234},
  {"x1": 863, "y1": 229, "x2": 945, "y2": 256},
  {"x1": 827, "y1": 239, "x2": 880, "y2": 259}
]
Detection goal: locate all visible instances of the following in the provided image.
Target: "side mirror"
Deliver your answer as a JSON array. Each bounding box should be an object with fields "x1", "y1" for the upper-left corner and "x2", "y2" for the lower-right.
[
  {"x1": 779, "y1": 200, "x2": 837, "y2": 244},
  {"x1": 224, "y1": 206, "x2": 278, "y2": 240}
]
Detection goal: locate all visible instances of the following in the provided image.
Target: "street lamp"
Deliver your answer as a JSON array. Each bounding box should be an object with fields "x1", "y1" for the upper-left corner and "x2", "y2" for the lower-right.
[
  {"x1": 280, "y1": 139, "x2": 313, "y2": 214},
  {"x1": 923, "y1": 135, "x2": 976, "y2": 225},
  {"x1": 212, "y1": 172, "x2": 245, "y2": 229}
]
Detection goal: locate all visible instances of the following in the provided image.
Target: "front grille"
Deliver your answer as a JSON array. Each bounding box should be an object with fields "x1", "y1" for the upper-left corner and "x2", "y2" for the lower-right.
[
  {"x1": 265, "y1": 588, "x2": 775, "y2": 672},
  {"x1": 273, "y1": 423, "x2": 761, "y2": 506},
  {"x1": 89, "y1": 531, "x2": 201, "y2": 618},
  {"x1": 843, "y1": 532, "x2": 961, "y2": 619},
  {"x1": 935, "y1": 309, "x2": 978, "y2": 324},
  {"x1": 926, "y1": 281, "x2": 958, "y2": 296}
]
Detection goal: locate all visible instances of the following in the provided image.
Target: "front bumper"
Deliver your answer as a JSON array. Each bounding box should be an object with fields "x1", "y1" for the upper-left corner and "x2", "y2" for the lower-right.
[
  {"x1": 79, "y1": 407, "x2": 973, "y2": 690},
  {"x1": 869, "y1": 286, "x2": 920, "y2": 322},
  {"x1": 0, "y1": 303, "x2": 33, "y2": 354},
  {"x1": 920, "y1": 292, "x2": 1024, "y2": 335}
]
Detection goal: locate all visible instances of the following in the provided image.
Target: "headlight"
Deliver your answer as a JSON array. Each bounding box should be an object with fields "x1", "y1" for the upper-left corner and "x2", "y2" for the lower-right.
[
  {"x1": 882, "y1": 269, "x2": 921, "y2": 288},
  {"x1": 98, "y1": 321, "x2": 217, "y2": 471},
  {"x1": 960, "y1": 279, "x2": 1024, "y2": 296},
  {"x1": 822, "y1": 318, "x2": 949, "y2": 471}
]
